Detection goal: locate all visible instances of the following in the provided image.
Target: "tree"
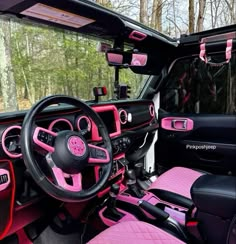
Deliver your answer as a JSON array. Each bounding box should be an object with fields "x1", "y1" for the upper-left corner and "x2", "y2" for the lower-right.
[
  {"x1": 189, "y1": 0, "x2": 195, "y2": 33},
  {"x1": 224, "y1": 0, "x2": 236, "y2": 24},
  {"x1": 151, "y1": 0, "x2": 162, "y2": 32},
  {"x1": 140, "y1": 0, "x2": 148, "y2": 25},
  {"x1": 196, "y1": 0, "x2": 206, "y2": 32},
  {"x1": 0, "y1": 18, "x2": 18, "y2": 112}
]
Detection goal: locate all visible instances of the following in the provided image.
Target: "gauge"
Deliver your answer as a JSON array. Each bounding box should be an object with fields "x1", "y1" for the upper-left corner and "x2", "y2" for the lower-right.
[
  {"x1": 48, "y1": 118, "x2": 73, "y2": 132},
  {"x1": 77, "y1": 116, "x2": 91, "y2": 134}
]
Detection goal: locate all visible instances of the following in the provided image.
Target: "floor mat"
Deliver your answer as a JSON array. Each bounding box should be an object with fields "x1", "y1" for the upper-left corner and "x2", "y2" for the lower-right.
[{"x1": 33, "y1": 226, "x2": 81, "y2": 244}]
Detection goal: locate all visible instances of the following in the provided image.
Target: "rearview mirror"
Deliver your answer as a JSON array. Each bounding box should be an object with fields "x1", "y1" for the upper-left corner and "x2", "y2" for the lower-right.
[{"x1": 106, "y1": 49, "x2": 147, "y2": 67}]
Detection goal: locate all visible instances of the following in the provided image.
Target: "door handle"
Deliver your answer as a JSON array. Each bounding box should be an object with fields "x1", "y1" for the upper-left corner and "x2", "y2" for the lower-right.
[
  {"x1": 171, "y1": 119, "x2": 188, "y2": 130},
  {"x1": 161, "y1": 117, "x2": 194, "y2": 131}
]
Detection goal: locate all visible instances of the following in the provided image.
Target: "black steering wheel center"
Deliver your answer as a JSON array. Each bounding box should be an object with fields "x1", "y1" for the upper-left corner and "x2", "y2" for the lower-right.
[{"x1": 51, "y1": 131, "x2": 89, "y2": 174}]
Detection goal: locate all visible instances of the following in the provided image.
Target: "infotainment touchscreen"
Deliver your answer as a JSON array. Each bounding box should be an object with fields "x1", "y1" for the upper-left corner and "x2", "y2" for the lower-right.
[
  {"x1": 92, "y1": 105, "x2": 121, "y2": 140},
  {"x1": 97, "y1": 110, "x2": 116, "y2": 134}
]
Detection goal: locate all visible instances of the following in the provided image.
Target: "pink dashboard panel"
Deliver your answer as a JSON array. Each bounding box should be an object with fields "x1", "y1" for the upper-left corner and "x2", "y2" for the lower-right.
[
  {"x1": 91, "y1": 105, "x2": 121, "y2": 141},
  {"x1": 161, "y1": 117, "x2": 194, "y2": 131}
]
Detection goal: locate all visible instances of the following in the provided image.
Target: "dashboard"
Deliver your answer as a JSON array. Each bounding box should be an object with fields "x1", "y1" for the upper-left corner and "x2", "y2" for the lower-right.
[{"x1": 0, "y1": 99, "x2": 158, "y2": 238}]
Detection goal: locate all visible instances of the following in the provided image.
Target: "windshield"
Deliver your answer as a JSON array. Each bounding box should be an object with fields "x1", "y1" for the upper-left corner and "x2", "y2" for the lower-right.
[{"x1": 0, "y1": 17, "x2": 148, "y2": 113}]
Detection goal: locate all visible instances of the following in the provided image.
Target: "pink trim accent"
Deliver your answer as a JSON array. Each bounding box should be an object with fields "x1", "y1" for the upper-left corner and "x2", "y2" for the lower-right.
[
  {"x1": 129, "y1": 30, "x2": 147, "y2": 41},
  {"x1": 119, "y1": 109, "x2": 128, "y2": 125},
  {"x1": 88, "y1": 144, "x2": 110, "y2": 164},
  {"x1": 199, "y1": 43, "x2": 206, "y2": 62},
  {"x1": 226, "y1": 39, "x2": 233, "y2": 61},
  {"x1": 52, "y1": 167, "x2": 82, "y2": 192},
  {"x1": 99, "y1": 207, "x2": 137, "y2": 227},
  {"x1": 0, "y1": 169, "x2": 10, "y2": 191},
  {"x1": 149, "y1": 167, "x2": 203, "y2": 199},
  {"x1": 161, "y1": 117, "x2": 194, "y2": 131},
  {"x1": 67, "y1": 136, "x2": 86, "y2": 156},
  {"x1": 33, "y1": 127, "x2": 57, "y2": 152},
  {"x1": 149, "y1": 104, "x2": 155, "y2": 117},
  {"x1": 200, "y1": 39, "x2": 233, "y2": 64},
  {"x1": 91, "y1": 105, "x2": 121, "y2": 141},
  {"x1": 2, "y1": 125, "x2": 22, "y2": 158},
  {"x1": 77, "y1": 115, "x2": 91, "y2": 132},
  {"x1": 48, "y1": 118, "x2": 73, "y2": 131},
  {"x1": 164, "y1": 206, "x2": 186, "y2": 225},
  {"x1": 107, "y1": 53, "x2": 123, "y2": 64}
]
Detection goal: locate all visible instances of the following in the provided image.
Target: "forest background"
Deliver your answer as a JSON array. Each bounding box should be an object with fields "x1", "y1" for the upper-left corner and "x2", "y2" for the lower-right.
[{"x1": 0, "y1": 0, "x2": 235, "y2": 112}]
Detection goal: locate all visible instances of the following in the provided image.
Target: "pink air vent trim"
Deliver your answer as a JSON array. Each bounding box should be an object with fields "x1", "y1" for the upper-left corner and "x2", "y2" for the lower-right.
[{"x1": 2, "y1": 125, "x2": 22, "y2": 158}]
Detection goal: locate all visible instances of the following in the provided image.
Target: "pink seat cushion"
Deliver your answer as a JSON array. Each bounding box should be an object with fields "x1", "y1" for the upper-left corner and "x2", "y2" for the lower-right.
[
  {"x1": 149, "y1": 167, "x2": 203, "y2": 199},
  {"x1": 88, "y1": 220, "x2": 185, "y2": 244}
]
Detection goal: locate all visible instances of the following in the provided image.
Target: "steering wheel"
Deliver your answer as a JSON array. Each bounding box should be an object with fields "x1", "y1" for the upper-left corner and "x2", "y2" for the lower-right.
[{"x1": 21, "y1": 95, "x2": 112, "y2": 202}]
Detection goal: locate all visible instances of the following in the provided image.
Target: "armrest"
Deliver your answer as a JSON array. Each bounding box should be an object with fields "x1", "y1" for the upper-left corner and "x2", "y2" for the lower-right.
[{"x1": 191, "y1": 175, "x2": 236, "y2": 218}]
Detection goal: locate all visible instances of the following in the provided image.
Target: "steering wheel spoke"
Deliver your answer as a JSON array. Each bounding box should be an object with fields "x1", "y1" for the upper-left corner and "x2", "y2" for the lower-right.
[
  {"x1": 33, "y1": 126, "x2": 57, "y2": 152},
  {"x1": 51, "y1": 167, "x2": 82, "y2": 192},
  {"x1": 88, "y1": 144, "x2": 110, "y2": 165}
]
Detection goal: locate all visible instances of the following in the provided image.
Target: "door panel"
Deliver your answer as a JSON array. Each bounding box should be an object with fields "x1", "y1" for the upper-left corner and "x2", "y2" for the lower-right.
[{"x1": 156, "y1": 112, "x2": 236, "y2": 175}]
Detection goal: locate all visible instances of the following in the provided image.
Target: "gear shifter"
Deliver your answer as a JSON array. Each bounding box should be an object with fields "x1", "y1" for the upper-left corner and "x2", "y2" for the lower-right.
[
  {"x1": 103, "y1": 184, "x2": 124, "y2": 222},
  {"x1": 126, "y1": 169, "x2": 145, "y2": 198}
]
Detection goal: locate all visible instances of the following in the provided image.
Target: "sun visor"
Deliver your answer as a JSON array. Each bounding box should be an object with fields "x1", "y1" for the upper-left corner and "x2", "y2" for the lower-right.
[{"x1": 21, "y1": 3, "x2": 95, "y2": 28}]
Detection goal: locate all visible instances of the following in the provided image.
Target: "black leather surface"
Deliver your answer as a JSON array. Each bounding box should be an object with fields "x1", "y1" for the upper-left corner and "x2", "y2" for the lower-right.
[
  {"x1": 149, "y1": 189, "x2": 194, "y2": 209},
  {"x1": 191, "y1": 175, "x2": 236, "y2": 218}
]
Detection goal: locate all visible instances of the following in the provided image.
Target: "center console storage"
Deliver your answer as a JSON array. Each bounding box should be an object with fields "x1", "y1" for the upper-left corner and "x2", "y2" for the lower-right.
[{"x1": 191, "y1": 175, "x2": 236, "y2": 244}]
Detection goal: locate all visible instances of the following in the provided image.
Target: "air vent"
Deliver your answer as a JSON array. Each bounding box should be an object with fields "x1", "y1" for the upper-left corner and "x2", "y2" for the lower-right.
[
  {"x1": 149, "y1": 104, "x2": 155, "y2": 117},
  {"x1": 119, "y1": 109, "x2": 128, "y2": 125},
  {"x1": 2, "y1": 126, "x2": 22, "y2": 158}
]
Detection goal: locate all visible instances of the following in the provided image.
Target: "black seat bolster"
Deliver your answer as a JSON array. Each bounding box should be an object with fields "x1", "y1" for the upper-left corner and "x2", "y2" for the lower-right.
[
  {"x1": 149, "y1": 189, "x2": 194, "y2": 209},
  {"x1": 191, "y1": 175, "x2": 236, "y2": 219}
]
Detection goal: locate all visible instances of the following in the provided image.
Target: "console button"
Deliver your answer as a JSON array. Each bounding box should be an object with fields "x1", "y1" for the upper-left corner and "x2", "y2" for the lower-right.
[{"x1": 0, "y1": 174, "x2": 8, "y2": 185}]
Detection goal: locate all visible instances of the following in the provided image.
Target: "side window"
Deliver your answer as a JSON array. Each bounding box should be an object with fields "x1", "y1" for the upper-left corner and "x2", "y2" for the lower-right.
[{"x1": 160, "y1": 53, "x2": 236, "y2": 114}]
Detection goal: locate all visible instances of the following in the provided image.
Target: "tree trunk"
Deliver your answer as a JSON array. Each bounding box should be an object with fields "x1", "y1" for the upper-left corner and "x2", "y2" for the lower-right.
[
  {"x1": 0, "y1": 18, "x2": 18, "y2": 112},
  {"x1": 151, "y1": 0, "x2": 162, "y2": 31},
  {"x1": 140, "y1": 0, "x2": 148, "y2": 25},
  {"x1": 96, "y1": 0, "x2": 111, "y2": 8},
  {"x1": 189, "y1": 0, "x2": 195, "y2": 34},
  {"x1": 196, "y1": 0, "x2": 206, "y2": 32}
]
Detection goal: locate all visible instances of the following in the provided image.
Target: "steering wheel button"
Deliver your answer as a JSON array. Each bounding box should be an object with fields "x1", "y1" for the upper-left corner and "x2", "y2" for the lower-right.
[{"x1": 96, "y1": 150, "x2": 106, "y2": 158}]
